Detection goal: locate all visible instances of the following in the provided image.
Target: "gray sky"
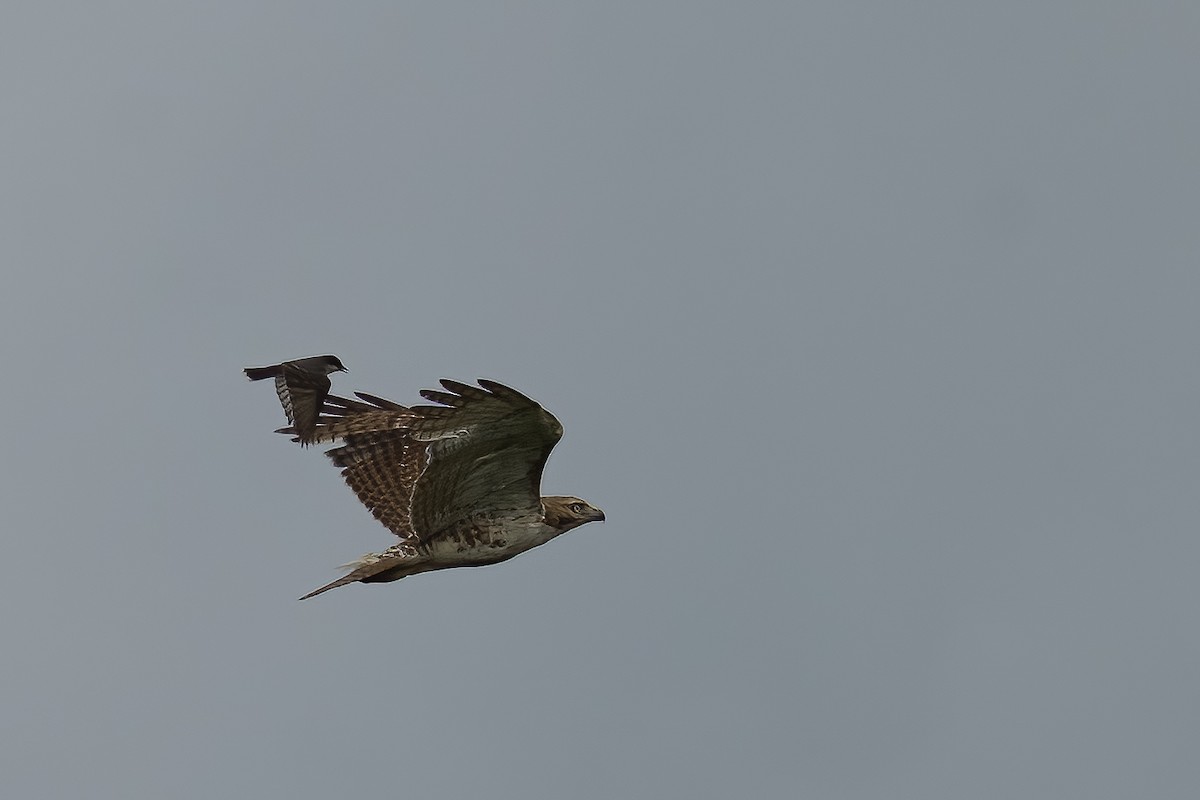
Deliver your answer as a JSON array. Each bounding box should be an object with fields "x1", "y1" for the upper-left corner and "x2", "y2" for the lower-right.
[{"x1": 3, "y1": 3, "x2": 1198, "y2": 798}]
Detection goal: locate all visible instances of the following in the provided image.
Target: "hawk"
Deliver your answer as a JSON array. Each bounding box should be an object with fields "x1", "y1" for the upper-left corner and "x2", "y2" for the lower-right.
[
  {"x1": 244, "y1": 355, "x2": 347, "y2": 445},
  {"x1": 259, "y1": 371, "x2": 604, "y2": 599}
]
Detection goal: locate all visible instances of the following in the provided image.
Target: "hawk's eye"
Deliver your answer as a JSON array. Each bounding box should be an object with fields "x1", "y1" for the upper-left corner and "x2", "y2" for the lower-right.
[{"x1": 570, "y1": 503, "x2": 585, "y2": 514}]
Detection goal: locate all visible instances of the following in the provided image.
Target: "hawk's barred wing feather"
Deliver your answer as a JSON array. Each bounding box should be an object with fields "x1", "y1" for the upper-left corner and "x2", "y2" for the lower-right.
[{"x1": 351, "y1": 392, "x2": 408, "y2": 411}]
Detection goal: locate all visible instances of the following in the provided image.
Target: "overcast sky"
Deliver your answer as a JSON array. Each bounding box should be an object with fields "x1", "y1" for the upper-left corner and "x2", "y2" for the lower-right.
[{"x1": 2, "y1": 3, "x2": 1199, "y2": 798}]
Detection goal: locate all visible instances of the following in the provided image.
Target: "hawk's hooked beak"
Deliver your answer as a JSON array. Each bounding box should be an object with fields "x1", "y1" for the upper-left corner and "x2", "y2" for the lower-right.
[{"x1": 592, "y1": 508, "x2": 606, "y2": 523}]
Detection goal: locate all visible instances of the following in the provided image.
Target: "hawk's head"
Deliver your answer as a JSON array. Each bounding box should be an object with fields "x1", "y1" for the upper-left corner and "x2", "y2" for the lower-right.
[{"x1": 542, "y1": 496, "x2": 606, "y2": 533}]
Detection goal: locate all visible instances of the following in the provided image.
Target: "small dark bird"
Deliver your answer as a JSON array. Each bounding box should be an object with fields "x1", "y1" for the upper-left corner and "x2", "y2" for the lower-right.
[{"x1": 244, "y1": 355, "x2": 347, "y2": 445}]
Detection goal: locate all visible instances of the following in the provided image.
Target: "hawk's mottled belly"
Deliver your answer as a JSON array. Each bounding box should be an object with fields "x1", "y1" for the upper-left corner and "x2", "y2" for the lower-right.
[{"x1": 423, "y1": 517, "x2": 558, "y2": 566}]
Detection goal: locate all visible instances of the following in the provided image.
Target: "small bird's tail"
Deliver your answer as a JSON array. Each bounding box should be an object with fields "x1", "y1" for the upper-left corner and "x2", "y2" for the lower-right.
[{"x1": 244, "y1": 365, "x2": 281, "y2": 381}]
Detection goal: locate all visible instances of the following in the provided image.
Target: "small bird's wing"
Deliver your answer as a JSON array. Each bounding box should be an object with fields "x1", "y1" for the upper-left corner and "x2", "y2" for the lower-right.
[
  {"x1": 293, "y1": 380, "x2": 563, "y2": 544},
  {"x1": 276, "y1": 363, "x2": 332, "y2": 446}
]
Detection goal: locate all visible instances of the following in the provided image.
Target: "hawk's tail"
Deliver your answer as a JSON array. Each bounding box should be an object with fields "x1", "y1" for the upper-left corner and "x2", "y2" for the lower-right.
[
  {"x1": 298, "y1": 572, "x2": 364, "y2": 601},
  {"x1": 298, "y1": 553, "x2": 414, "y2": 600}
]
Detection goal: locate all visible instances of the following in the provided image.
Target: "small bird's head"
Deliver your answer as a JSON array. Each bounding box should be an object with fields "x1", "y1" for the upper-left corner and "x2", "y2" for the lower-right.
[
  {"x1": 312, "y1": 355, "x2": 348, "y2": 375},
  {"x1": 542, "y1": 496, "x2": 606, "y2": 533}
]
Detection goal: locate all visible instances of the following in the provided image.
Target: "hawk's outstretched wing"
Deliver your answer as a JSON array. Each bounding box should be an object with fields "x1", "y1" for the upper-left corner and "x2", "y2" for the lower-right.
[{"x1": 293, "y1": 380, "x2": 564, "y2": 544}]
